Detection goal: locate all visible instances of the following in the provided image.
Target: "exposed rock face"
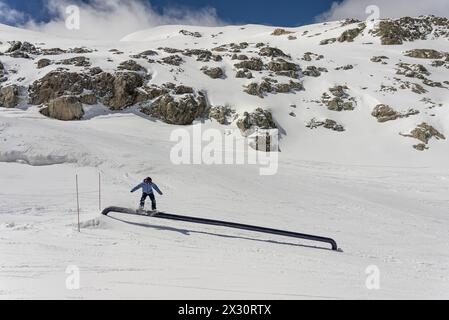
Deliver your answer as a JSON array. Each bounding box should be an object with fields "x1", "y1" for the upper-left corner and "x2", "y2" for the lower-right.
[
  {"x1": 371, "y1": 104, "x2": 419, "y2": 122},
  {"x1": 234, "y1": 58, "x2": 264, "y2": 71},
  {"x1": 0, "y1": 61, "x2": 7, "y2": 82},
  {"x1": 102, "y1": 72, "x2": 144, "y2": 110},
  {"x1": 39, "y1": 96, "x2": 84, "y2": 121},
  {"x1": 173, "y1": 85, "x2": 194, "y2": 95},
  {"x1": 0, "y1": 85, "x2": 20, "y2": 108},
  {"x1": 271, "y1": 28, "x2": 294, "y2": 36},
  {"x1": 244, "y1": 79, "x2": 303, "y2": 97},
  {"x1": 259, "y1": 46, "x2": 289, "y2": 58},
  {"x1": 5, "y1": 41, "x2": 39, "y2": 58},
  {"x1": 338, "y1": 25, "x2": 365, "y2": 42},
  {"x1": 202, "y1": 66, "x2": 225, "y2": 79},
  {"x1": 29, "y1": 71, "x2": 92, "y2": 105},
  {"x1": 58, "y1": 56, "x2": 91, "y2": 67},
  {"x1": 235, "y1": 69, "x2": 253, "y2": 79},
  {"x1": 371, "y1": 16, "x2": 449, "y2": 45},
  {"x1": 161, "y1": 55, "x2": 184, "y2": 66},
  {"x1": 302, "y1": 66, "x2": 328, "y2": 77},
  {"x1": 184, "y1": 49, "x2": 222, "y2": 62},
  {"x1": 335, "y1": 64, "x2": 354, "y2": 71},
  {"x1": 404, "y1": 49, "x2": 444, "y2": 59},
  {"x1": 302, "y1": 52, "x2": 324, "y2": 61},
  {"x1": 179, "y1": 30, "x2": 202, "y2": 38},
  {"x1": 117, "y1": 60, "x2": 147, "y2": 73},
  {"x1": 306, "y1": 118, "x2": 345, "y2": 132},
  {"x1": 237, "y1": 108, "x2": 277, "y2": 135},
  {"x1": 371, "y1": 56, "x2": 389, "y2": 63},
  {"x1": 37, "y1": 58, "x2": 51, "y2": 69},
  {"x1": 29, "y1": 70, "x2": 145, "y2": 110},
  {"x1": 130, "y1": 50, "x2": 158, "y2": 59},
  {"x1": 400, "y1": 123, "x2": 445, "y2": 146},
  {"x1": 320, "y1": 38, "x2": 336, "y2": 45},
  {"x1": 396, "y1": 63, "x2": 430, "y2": 79},
  {"x1": 140, "y1": 92, "x2": 208, "y2": 125},
  {"x1": 209, "y1": 106, "x2": 236, "y2": 125}
]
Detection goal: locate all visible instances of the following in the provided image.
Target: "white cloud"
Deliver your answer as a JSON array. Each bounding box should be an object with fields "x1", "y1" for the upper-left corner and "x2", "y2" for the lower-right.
[
  {"x1": 317, "y1": 0, "x2": 449, "y2": 22},
  {"x1": 22, "y1": 0, "x2": 224, "y2": 40},
  {"x1": 0, "y1": 1, "x2": 27, "y2": 24}
]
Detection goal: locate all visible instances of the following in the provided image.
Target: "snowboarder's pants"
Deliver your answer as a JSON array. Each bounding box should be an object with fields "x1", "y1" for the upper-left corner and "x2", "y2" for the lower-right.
[{"x1": 140, "y1": 193, "x2": 156, "y2": 210}]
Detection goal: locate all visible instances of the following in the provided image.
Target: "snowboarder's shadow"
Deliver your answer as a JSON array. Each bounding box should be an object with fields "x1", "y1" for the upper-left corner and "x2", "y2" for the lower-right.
[{"x1": 108, "y1": 215, "x2": 333, "y2": 251}]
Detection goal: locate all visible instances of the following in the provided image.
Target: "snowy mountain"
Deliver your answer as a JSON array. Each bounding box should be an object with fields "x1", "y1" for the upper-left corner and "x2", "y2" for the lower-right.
[{"x1": 1, "y1": 16, "x2": 448, "y2": 299}]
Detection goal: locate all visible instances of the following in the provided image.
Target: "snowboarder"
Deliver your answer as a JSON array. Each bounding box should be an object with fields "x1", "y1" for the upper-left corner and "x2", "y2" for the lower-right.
[{"x1": 131, "y1": 177, "x2": 163, "y2": 211}]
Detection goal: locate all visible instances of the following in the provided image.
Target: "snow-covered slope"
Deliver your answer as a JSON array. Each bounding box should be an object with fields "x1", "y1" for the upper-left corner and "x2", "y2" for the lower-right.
[{"x1": 1, "y1": 17, "x2": 449, "y2": 299}]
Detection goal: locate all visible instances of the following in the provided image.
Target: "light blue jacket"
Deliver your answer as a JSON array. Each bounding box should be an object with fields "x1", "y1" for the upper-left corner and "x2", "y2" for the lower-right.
[{"x1": 131, "y1": 182, "x2": 163, "y2": 195}]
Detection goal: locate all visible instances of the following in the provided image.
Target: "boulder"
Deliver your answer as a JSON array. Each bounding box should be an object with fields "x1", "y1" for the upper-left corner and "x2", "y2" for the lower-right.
[
  {"x1": 404, "y1": 49, "x2": 444, "y2": 59},
  {"x1": 40, "y1": 96, "x2": 84, "y2": 121},
  {"x1": 37, "y1": 58, "x2": 51, "y2": 69},
  {"x1": 202, "y1": 66, "x2": 225, "y2": 79},
  {"x1": 0, "y1": 85, "x2": 20, "y2": 108},
  {"x1": 337, "y1": 25, "x2": 365, "y2": 42},
  {"x1": 400, "y1": 123, "x2": 445, "y2": 144}
]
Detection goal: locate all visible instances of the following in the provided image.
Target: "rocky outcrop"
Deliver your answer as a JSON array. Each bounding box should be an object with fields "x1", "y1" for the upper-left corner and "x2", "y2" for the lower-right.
[
  {"x1": 179, "y1": 30, "x2": 202, "y2": 38},
  {"x1": 209, "y1": 105, "x2": 236, "y2": 125},
  {"x1": 244, "y1": 79, "x2": 303, "y2": 98},
  {"x1": 404, "y1": 49, "x2": 444, "y2": 59},
  {"x1": 117, "y1": 60, "x2": 147, "y2": 73},
  {"x1": 237, "y1": 108, "x2": 277, "y2": 135},
  {"x1": 371, "y1": 56, "x2": 389, "y2": 63},
  {"x1": 306, "y1": 118, "x2": 345, "y2": 132},
  {"x1": 39, "y1": 96, "x2": 84, "y2": 121},
  {"x1": 321, "y1": 85, "x2": 356, "y2": 111},
  {"x1": 396, "y1": 63, "x2": 430, "y2": 79},
  {"x1": 371, "y1": 104, "x2": 419, "y2": 122},
  {"x1": 302, "y1": 52, "x2": 324, "y2": 61},
  {"x1": 319, "y1": 38, "x2": 336, "y2": 45},
  {"x1": 161, "y1": 55, "x2": 184, "y2": 66},
  {"x1": 271, "y1": 28, "x2": 294, "y2": 36},
  {"x1": 29, "y1": 70, "x2": 145, "y2": 110},
  {"x1": 338, "y1": 24, "x2": 365, "y2": 42},
  {"x1": 202, "y1": 66, "x2": 225, "y2": 79},
  {"x1": 58, "y1": 56, "x2": 91, "y2": 67},
  {"x1": 0, "y1": 85, "x2": 20, "y2": 108},
  {"x1": 0, "y1": 61, "x2": 6, "y2": 82},
  {"x1": 400, "y1": 123, "x2": 445, "y2": 148},
  {"x1": 184, "y1": 49, "x2": 222, "y2": 62},
  {"x1": 259, "y1": 46, "x2": 289, "y2": 58},
  {"x1": 371, "y1": 16, "x2": 449, "y2": 45},
  {"x1": 140, "y1": 92, "x2": 208, "y2": 125},
  {"x1": 234, "y1": 58, "x2": 264, "y2": 71},
  {"x1": 37, "y1": 58, "x2": 51, "y2": 69},
  {"x1": 5, "y1": 41, "x2": 39, "y2": 59},
  {"x1": 302, "y1": 66, "x2": 328, "y2": 77},
  {"x1": 235, "y1": 69, "x2": 253, "y2": 79}
]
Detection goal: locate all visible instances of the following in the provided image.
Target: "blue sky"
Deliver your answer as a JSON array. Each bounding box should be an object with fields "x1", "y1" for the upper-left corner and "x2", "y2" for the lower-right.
[{"x1": 1, "y1": 0, "x2": 341, "y2": 27}]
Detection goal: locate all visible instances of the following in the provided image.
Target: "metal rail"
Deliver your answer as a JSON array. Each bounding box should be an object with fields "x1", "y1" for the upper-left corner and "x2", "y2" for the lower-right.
[{"x1": 101, "y1": 206, "x2": 339, "y2": 251}]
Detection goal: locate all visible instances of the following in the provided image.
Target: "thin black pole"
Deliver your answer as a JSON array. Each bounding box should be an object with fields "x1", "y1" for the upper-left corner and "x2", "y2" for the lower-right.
[{"x1": 98, "y1": 172, "x2": 101, "y2": 211}]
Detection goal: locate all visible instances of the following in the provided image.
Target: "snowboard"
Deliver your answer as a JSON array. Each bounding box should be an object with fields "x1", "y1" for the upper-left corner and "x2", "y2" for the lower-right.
[{"x1": 137, "y1": 208, "x2": 159, "y2": 216}]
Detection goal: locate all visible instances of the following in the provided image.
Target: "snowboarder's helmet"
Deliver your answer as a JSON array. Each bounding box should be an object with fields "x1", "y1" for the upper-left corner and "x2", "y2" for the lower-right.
[{"x1": 144, "y1": 177, "x2": 152, "y2": 183}]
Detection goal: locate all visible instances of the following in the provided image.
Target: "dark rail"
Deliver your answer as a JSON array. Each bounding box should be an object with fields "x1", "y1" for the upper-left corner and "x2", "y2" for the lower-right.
[{"x1": 101, "y1": 206, "x2": 339, "y2": 251}]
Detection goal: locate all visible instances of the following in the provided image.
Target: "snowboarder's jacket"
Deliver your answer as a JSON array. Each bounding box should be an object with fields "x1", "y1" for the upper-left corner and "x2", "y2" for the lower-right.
[{"x1": 131, "y1": 182, "x2": 163, "y2": 195}]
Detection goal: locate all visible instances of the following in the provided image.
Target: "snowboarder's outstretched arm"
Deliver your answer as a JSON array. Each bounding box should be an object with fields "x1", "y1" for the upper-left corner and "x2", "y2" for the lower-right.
[
  {"x1": 130, "y1": 183, "x2": 143, "y2": 193},
  {"x1": 153, "y1": 184, "x2": 163, "y2": 195}
]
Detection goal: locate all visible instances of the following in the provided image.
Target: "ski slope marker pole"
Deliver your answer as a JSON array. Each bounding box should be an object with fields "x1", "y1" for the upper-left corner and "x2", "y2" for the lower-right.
[
  {"x1": 98, "y1": 172, "x2": 101, "y2": 211},
  {"x1": 76, "y1": 174, "x2": 80, "y2": 232}
]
